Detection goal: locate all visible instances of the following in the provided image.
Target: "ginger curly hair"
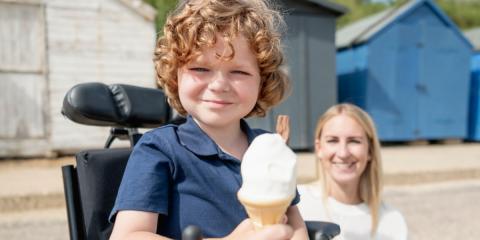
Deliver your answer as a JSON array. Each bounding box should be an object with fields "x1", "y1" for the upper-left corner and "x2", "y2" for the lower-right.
[{"x1": 153, "y1": 0, "x2": 290, "y2": 117}]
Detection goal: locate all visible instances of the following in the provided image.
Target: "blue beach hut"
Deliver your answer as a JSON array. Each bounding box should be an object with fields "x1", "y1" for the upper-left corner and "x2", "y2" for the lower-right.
[
  {"x1": 336, "y1": 0, "x2": 473, "y2": 141},
  {"x1": 465, "y1": 28, "x2": 480, "y2": 141}
]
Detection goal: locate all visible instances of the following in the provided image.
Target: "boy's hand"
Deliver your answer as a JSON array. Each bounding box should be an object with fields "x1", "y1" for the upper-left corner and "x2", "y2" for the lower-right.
[{"x1": 224, "y1": 218, "x2": 293, "y2": 240}]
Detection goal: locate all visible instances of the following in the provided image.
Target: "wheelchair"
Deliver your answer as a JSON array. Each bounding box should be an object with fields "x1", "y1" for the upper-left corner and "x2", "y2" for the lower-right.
[{"x1": 60, "y1": 82, "x2": 340, "y2": 240}]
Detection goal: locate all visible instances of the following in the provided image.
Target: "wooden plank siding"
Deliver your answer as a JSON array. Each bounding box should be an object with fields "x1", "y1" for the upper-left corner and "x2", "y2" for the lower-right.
[
  {"x1": 0, "y1": 0, "x2": 157, "y2": 157},
  {"x1": 46, "y1": 0, "x2": 156, "y2": 153},
  {"x1": 0, "y1": 1, "x2": 49, "y2": 157},
  {"x1": 0, "y1": 2, "x2": 47, "y2": 139}
]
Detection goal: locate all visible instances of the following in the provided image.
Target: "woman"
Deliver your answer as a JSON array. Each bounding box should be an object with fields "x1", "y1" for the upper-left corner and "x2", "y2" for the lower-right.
[{"x1": 298, "y1": 103, "x2": 407, "y2": 240}]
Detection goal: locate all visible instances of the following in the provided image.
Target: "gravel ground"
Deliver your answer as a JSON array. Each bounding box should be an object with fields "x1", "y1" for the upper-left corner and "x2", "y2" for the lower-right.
[
  {"x1": 0, "y1": 180, "x2": 479, "y2": 240},
  {"x1": 384, "y1": 180, "x2": 480, "y2": 240},
  {"x1": 0, "y1": 208, "x2": 68, "y2": 240}
]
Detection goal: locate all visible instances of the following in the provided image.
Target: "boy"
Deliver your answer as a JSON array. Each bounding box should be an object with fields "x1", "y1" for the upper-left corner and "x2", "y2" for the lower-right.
[{"x1": 109, "y1": 0, "x2": 308, "y2": 239}]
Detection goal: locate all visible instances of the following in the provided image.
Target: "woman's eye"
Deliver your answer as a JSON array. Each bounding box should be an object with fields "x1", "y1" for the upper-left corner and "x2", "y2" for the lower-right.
[{"x1": 326, "y1": 139, "x2": 338, "y2": 143}]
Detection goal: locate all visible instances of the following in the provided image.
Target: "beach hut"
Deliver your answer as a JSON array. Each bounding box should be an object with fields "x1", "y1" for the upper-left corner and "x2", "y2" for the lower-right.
[
  {"x1": 336, "y1": 0, "x2": 473, "y2": 141},
  {"x1": 465, "y1": 28, "x2": 480, "y2": 141},
  {"x1": 0, "y1": 0, "x2": 157, "y2": 157},
  {"x1": 249, "y1": 0, "x2": 347, "y2": 150}
]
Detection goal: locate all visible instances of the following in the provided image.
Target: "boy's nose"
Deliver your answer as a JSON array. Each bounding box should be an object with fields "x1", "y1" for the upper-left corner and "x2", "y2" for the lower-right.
[{"x1": 208, "y1": 72, "x2": 230, "y2": 92}]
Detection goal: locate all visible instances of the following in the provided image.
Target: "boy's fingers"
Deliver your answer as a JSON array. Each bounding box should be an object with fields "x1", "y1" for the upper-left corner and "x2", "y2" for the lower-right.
[{"x1": 255, "y1": 224, "x2": 293, "y2": 240}]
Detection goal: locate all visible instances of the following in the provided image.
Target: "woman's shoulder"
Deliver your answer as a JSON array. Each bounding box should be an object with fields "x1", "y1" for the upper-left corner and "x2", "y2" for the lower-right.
[
  {"x1": 378, "y1": 202, "x2": 408, "y2": 238},
  {"x1": 297, "y1": 184, "x2": 328, "y2": 221},
  {"x1": 381, "y1": 202, "x2": 406, "y2": 222}
]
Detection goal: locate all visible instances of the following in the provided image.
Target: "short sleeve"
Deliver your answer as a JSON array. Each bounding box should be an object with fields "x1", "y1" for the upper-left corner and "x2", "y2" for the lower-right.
[
  {"x1": 290, "y1": 188, "x2": 301, "y2": 205},
  {"x1": 380, "y1": 204, "x2": 408, "y2": 240},
  {"x1": 390, "y1": 210, "x2": 408, "y2": 240},
  {"x1": 109, "y1": 132, "x2": 173, "y2": 222}
]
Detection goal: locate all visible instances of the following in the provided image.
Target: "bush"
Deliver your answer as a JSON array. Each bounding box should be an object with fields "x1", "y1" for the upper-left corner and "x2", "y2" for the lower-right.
[{"x1": 333, "y1": 0, "x2": 480, "y2": 30}]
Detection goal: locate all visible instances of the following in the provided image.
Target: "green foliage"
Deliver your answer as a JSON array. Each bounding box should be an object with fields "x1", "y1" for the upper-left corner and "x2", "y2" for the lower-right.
[
  {"x1": 143, "y1": 0, "x2": 177, "y2": 34},
  {"x1": 436, "y1": 0, "x2": 480, "y2": 30},
  {"x1": 333, "y1": 0, "x2": 480, "y2": 30},
  {"x1": 143, "y1": 0, "x2": 480, "y2": 31},
  {"x1": 332, "y1": 0, "x2": 393, "y2": 28}
]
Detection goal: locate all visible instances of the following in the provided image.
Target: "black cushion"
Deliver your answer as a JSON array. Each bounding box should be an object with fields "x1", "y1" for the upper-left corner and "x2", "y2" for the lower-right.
[{"x1": 62, "y1": 82, "x2": 170, "y2": 128}]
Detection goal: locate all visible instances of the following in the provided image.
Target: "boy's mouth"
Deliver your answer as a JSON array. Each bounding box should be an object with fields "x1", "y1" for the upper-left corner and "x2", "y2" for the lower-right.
[{"x1": 203, "y1": 99, "x2": 232, "y2": 106}]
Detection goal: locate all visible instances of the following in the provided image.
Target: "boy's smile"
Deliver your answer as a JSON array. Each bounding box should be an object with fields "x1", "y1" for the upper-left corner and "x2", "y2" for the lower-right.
[{"x1": 177, "y1": 33, "x2": 261, "y2": 129}]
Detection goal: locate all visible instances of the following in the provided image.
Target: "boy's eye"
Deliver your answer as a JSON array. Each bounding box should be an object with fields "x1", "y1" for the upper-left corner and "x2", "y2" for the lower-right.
[
  {"x1": 190, "y1": 67, "x2": 209, "y2": 72},
  {"x1": 231, "y1": 70, "x2": 251, "y2": 76}
]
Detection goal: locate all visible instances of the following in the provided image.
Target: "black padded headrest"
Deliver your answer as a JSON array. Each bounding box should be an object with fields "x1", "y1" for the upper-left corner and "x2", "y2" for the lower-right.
[{"x1": 62, "y1": 82, "x2": 170, "y2": 128}]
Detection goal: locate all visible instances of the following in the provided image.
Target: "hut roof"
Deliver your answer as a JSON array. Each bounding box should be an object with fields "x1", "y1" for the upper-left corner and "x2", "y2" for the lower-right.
[{"x1": 336, "y1": 0, "x2": 472, "y2": 49}]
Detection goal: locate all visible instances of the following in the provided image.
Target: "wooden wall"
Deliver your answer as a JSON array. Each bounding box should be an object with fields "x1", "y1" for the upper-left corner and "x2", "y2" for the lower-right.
[{"x1": 0, "y1": 0, "x2": 157, "y2": 157}]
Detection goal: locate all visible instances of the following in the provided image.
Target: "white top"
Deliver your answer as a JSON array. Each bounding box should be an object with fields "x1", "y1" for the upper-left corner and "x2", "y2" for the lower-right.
[{"x1": 298, "y1": 184, "x2": 408, "y2": 240}]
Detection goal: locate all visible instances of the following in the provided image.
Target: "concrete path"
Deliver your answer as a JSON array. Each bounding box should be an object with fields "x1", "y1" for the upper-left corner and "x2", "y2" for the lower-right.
[
  {"x1": 1, "y1": 180, "x2": 478, "y2": 240},
  {"x1": 0, "y1": 142, "x2": 479, "y2": 213}
]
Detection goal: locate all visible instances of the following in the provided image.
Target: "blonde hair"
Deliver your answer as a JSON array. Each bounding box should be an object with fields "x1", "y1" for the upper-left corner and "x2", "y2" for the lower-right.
[
  {"x1": 314, "y1": 103, "x2": 383, "y2": 236},
  {"x1": 154, "y1": 0, "x2": 290, "y2": 117}
]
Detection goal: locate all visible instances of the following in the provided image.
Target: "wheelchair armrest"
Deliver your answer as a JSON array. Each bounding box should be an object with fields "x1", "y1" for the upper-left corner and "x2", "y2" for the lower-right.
[
  {"x1": 180, "y1": 221, "x2": 340, "y2": 240},
  {"x1": 62, "y1": 82, "x2": 170, "y2": 128},
  {"x1": 306, "y1": 221, "x2": 341, "y2": 240}
]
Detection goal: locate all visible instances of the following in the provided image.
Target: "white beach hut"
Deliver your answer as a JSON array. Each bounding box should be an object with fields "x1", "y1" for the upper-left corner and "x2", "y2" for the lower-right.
[{"x1": 0, "y1": 0, "x2": 157, "y2": 157}]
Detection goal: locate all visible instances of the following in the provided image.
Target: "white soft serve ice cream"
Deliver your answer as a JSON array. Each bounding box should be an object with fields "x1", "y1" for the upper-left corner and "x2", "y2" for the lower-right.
[{"x1": 238, "y1": 133, "x2": 297, "y2": 203}]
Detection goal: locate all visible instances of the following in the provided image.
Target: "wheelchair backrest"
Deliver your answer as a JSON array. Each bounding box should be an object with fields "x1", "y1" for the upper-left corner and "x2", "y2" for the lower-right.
[
  {"x1": 61, "y1": 83, "x2": 170, "y2": 239},
  {"x1": 75, "y1": 148, "x2": 131, "y2": 240}
]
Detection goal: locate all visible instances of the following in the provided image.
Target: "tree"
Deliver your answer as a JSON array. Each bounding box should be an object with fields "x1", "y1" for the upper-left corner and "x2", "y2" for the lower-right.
[
  {"x1": 144, "y1": 0, "x2": 178, "y2": 34},
  {"x1": 333, "y1": 0, "x2": 480, "y2": 30}
]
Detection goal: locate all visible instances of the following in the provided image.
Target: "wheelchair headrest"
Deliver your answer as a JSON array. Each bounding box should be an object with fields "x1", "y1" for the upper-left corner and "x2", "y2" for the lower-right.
[{"x1": 62, "y1": 82, "x2": 170, "y2": 128}]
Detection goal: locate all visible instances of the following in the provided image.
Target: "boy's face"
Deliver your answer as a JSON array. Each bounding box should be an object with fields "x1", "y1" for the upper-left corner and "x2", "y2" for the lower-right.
[{"x1": 177, "y1": 34, "x2": 261, "y2": 128}]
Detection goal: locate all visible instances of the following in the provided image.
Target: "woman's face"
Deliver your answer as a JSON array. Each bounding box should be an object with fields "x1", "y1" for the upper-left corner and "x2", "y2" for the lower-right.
[{"x1": 316, "y1": 114, "x2": 371, "y2": 187}]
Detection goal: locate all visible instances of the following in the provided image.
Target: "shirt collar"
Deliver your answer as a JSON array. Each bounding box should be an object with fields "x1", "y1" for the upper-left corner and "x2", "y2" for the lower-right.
[{"x1": 177, "y1": 115, "x2": 257, "y2": 157}]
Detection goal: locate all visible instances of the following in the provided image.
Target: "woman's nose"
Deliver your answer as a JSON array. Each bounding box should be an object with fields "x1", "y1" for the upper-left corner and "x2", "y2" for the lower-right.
[
  {"x1": 336, "y1": 143, "x2": 351, "y2": 158},
  {"x1": 208, "y1": 72, "x2": 230, "y2": 92}
]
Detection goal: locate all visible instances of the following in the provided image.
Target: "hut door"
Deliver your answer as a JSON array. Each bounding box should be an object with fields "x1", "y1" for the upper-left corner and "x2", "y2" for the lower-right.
[
  {"x1": 417, "y1": 23, "x2": 468, "y2": 138},
  {"x1": 395, "y1": 22, "x2": 420, "y2": 139},
  {"x1": 0, "y1": 3, "x2": 47, "y2": 139}
]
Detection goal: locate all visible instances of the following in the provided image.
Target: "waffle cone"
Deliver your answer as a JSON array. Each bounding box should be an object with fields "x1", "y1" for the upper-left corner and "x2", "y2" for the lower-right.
[{"x1": 238, "y1": 192, "x2": 293, "y2": 230}]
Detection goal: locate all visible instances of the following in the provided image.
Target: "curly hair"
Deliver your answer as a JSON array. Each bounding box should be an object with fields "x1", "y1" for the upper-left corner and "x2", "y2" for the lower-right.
[{"x1": 153, "y1": 0, "x2": 290, "y2": 117}]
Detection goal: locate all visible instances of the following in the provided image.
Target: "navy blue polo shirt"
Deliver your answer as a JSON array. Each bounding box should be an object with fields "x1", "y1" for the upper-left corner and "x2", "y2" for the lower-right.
[{"x1": 110, "y1": 115, "x2": 299, "y2": 239}]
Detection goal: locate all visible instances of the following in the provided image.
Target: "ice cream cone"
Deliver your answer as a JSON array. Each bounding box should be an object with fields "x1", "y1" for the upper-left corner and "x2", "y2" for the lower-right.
[{"x1": 238, "y1": 192, "x2": 293, "y2": 230}]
